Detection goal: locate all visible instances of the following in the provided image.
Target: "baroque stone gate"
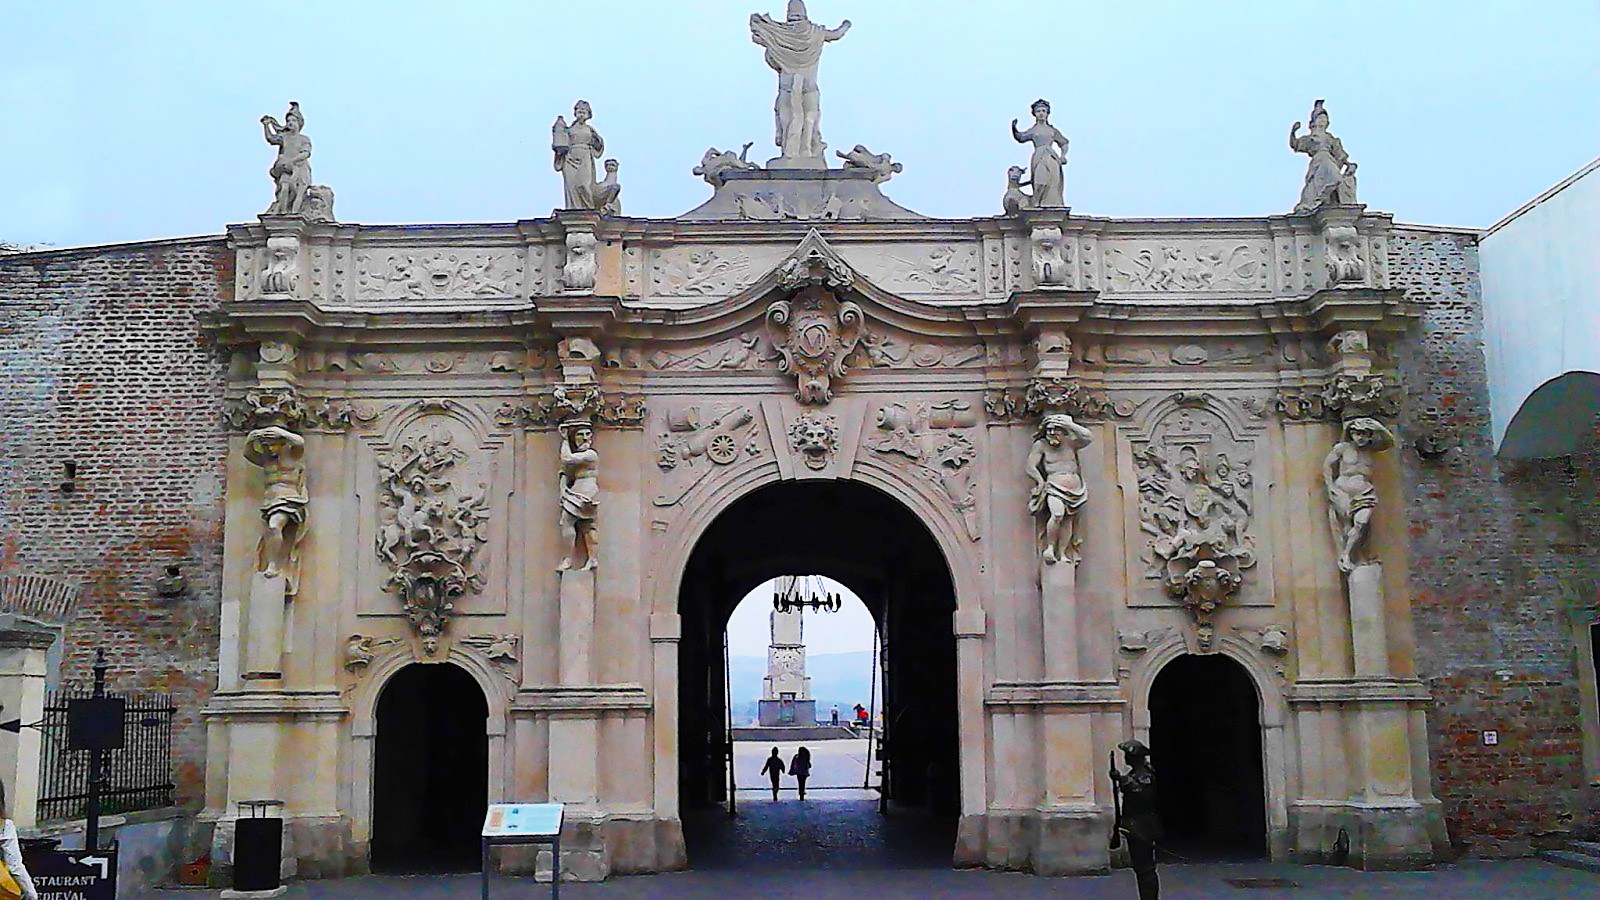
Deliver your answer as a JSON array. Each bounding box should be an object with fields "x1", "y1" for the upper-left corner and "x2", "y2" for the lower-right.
[{"x1": 206, "y1": 184, "x2": 1445, "y2": 878}]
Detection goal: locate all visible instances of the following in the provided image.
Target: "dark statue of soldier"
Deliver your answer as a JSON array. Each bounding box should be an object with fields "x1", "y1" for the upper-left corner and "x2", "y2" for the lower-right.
[{"x1": 1110, "y1": 739, "x2": 1162, "y2": 899}]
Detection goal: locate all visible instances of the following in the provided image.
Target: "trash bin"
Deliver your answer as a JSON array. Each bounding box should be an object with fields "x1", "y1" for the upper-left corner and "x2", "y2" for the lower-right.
[{"x1": 233, "y1": 799, "x2": 285, "y2": 892}]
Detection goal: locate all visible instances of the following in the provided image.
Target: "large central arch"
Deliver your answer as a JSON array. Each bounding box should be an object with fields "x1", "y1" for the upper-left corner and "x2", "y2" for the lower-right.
[{"x1": 673, "y1": 477, "x2": 964, "y2": 863}]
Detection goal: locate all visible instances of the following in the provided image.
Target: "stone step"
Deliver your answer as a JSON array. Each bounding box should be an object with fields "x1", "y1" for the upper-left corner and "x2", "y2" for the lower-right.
[
  {"x1": 1538, "y1": 849, "x2": 1600, "y2": 874},
  {"x1": 1567, "y1": 840, "x2": 1600, "y2": 859}
]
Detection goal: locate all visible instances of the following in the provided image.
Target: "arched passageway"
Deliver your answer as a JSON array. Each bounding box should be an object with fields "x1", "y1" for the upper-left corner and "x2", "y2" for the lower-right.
[
  {"x1": 1149, "y1": 653, "x2": 1268, "y2": 860},
  {"x1": 371, "y1": 662, "x2": 489, "y2": 872},
  {"x1": 678, "y1": 480, "x2": 959, "y2": 869}
]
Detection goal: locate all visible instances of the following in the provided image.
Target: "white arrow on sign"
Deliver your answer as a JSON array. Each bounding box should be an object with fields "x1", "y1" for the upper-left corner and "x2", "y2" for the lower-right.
[{"x1": 78, "y1": 856, "x2": 109, "y2": 879}]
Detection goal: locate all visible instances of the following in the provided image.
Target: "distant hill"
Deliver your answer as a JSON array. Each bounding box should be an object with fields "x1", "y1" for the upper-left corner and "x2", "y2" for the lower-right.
[{"x1": 728, "y1": 650, "x2": 875, "y2": 725}]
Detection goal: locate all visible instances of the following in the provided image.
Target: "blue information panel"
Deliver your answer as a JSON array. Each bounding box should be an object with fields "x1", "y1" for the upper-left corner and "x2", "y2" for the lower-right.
[{"x1": 483, "y1": 802, "x2": 563, "y2": 838}]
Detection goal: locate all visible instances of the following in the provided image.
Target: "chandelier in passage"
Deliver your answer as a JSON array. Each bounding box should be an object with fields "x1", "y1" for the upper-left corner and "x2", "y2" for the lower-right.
[{"x1": 771, "y1": 574, "x2": 842, "y2": 614}]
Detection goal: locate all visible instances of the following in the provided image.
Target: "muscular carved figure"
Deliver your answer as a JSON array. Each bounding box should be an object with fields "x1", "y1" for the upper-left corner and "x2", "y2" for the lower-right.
[
  {"x1": 1323, "y1": 416, "x2": 1394, "y2": 572},
  {"x1": 1027, "y1": 413, "x2": 1094, "y2": 564},
  {"x1": 558, "y1": 420, "x2": 600, "y2": 571},
  {"x1": 244, "y1": 425, "x2": 308, "y2": 594}
]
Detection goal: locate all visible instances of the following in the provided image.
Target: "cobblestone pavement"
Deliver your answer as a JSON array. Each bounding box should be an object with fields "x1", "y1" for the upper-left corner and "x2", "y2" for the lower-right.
[{"x1": 143, "y1": 796, "x2": 1600, "y2": 897}]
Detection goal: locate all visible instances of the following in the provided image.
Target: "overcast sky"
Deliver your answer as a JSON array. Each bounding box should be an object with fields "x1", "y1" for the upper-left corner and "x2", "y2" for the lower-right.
[
  {"x1": 4, "y1": 1, "x2": 1597, "y2": 248},
  {"x1": 727, "y1": 577, "x2": 875, "y2": 657}
]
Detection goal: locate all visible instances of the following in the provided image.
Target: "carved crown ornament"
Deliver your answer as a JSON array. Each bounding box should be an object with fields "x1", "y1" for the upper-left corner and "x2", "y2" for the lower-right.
[
  {"x1": 983, "y1": 377, "x2": 1134, "y2": 424},
  {"x1": 1242, "y1": 372, "x2": 1399, "y2": 422},
  {"x1": 493, "y1": 387, "x2": 646, "y2": 429},
  {"x1": 225, "y1": 387, "x2": 377, "y2": 433}
]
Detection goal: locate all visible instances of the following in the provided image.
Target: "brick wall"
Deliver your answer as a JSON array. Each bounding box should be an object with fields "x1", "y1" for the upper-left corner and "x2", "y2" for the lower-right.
[
  {"x1": 1392, "y1": 227, "x2": 1600, "y2": 855},
  {"x1": 0, "y1": 238, "x2": 230, "y2": 810}
]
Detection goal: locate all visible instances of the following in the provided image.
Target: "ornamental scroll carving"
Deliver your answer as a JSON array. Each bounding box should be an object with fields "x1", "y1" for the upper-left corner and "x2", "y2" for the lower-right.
[
  {"x1": 767, "y1": 286, "x2": 865, "y2": 405},
  {"x1": 375, "y1": 423, "x2": 490, "y2": 655},
  {"x1": 1134, "y1": 403, "x2": 1258, "y2": 649}
]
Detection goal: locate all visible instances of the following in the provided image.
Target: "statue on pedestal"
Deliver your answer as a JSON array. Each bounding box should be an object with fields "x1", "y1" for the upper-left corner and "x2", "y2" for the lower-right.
[
  {"x1": 1109, "y1": 740, "x2": 1162, "y2": 899},
  {"x1": 244, "y1": 425, "x2": 308, "y2": 595},
  {"x1": 552, "y1": 101, "x2": 608, "y2": 211},
  {"x1": 750, "y1": 1, "x2": 851, "y2": 163},
  {"x1": 558, "y1": 419, "x2": 600, "y2": 571},
  {"x1": 1011, "y1": 99, "x2": 1068, "y2": 208},
  {"x1": 1290, "y1": 99, "x2": 1358, "y2": 213},
  {"x1": 261, "y1": 102, "x2": 313, "y2": 216},
  {"x1": 1323, "y1": 416, "x2": 1394, "y2": 572},
  {"x1": 1027, "y1": 413, "x2": 1094, "y2": 564}
]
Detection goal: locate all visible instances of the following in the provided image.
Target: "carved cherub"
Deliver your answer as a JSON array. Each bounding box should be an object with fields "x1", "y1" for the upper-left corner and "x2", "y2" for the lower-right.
[
  {"x1": 836, "y1": 144, "x2": 903, "y2": 183},
  {"x1": 694, "y1": 143, "x2": 759, "y2": 186}
]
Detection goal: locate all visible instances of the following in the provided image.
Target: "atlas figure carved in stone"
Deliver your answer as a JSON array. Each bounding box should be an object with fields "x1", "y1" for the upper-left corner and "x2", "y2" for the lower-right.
[
  {"x1": 558, "y1": 419, "x2": 600, "y2": 571},
  {"x1": 1027, "y1": 413, "x2": 1094, "y2": 565},
  {"x1": 244, "y1": 425, "x2": 308, "y2": 595},
  {"x1": 750, "y1": 0, "x2": 851, "y2": 163},
  {"x1": 1323, "y1": 416, "x2": 1394, "y2": 573}
]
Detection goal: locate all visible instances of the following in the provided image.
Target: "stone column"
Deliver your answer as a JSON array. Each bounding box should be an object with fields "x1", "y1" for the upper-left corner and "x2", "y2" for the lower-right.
[
  {"x1": 1348, "y1": 564, "x2": 1389, "y2": 677},
  {"x1": 0, "y1": 630, "x2": 56, "y2": 829},
  {"x1": 952, "y1": 606, "x2": 989, "y2": 866}
]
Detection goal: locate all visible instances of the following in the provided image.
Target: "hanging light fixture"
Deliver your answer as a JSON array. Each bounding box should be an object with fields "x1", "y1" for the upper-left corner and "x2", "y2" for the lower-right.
[{"x1": 770, "y1": 574, "x2": 843, "y2": 614}]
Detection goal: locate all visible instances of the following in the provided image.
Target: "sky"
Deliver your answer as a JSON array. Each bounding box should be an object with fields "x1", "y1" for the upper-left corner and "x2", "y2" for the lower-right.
[
  {"x1": 726, "y1": 576, "x2": 875, "y2": 656},
  {"x1": 3, "y1": 1, "x2": 1597, "y2": 248}
]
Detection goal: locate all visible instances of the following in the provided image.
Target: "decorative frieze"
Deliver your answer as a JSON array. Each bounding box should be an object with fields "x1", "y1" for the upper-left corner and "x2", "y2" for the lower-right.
[
  {"x1": 354, "y1": 250, "x2": 523, "y2": 301},
  {"x1": 494, "y1": 390, "x2": 646, "y2": 430},
  {"x1": 1103, "y1": 241, "x2": 1270, "y2": 293}
]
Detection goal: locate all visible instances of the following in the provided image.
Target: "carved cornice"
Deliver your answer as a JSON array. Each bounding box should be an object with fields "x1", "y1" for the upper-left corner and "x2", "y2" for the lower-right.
[{"x1": 1244, "y1": 373, "x2": 1400, "y2": 423}]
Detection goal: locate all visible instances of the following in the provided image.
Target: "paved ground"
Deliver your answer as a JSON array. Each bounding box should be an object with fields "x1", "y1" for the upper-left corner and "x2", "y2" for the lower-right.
[
  {"x1": 732, "y1": 737, "x2": 875, "y2": 796},
  {"x1": 142, "y1": 793, "x2": 1600, "y2": 897}
]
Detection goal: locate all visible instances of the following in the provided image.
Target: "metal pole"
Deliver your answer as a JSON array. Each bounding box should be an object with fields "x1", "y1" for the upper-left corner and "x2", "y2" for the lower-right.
[
  {"x1": 862, "y1": 630, "x2": 878, "y2": 790},
  {"x1": 723, "y1": 629, "x2": 736, "y2": 816},
  {"x1": 85, "y1": 648, "x2": 108, "y2": 853}
]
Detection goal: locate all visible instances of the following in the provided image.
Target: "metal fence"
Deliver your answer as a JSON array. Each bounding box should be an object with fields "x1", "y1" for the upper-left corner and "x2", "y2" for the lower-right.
[{"x1": 36, "y1": 691, "x2": 177, "y2": 823}]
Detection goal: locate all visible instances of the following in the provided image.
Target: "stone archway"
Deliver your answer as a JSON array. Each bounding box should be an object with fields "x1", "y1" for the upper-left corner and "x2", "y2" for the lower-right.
[
  {"x1": 370, "y1": 662, "x2": 490, "y2": 872},
  {"x1": 1147, "y1": 653, "x2": 1268, "y2": 859},
  {"x1": 674, "y1": 479, "x2": 963, "y2": 867}
]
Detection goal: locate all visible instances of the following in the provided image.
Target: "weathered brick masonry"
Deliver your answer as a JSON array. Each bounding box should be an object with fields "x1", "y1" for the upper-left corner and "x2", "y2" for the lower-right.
[
  {"x1": 1, "y1": 229, "x2": 1595, "y2": 856},
  {"x1": 0, "y1": 238, "x2": 230, "y2": 809},
  {"x1": 1392, "y1": 227, "x2": 1600, "y2": 855}
]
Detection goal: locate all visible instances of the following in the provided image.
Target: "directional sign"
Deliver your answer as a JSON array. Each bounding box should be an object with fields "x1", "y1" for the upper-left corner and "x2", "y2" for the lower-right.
[
  {"x1": 20, "y1": 846, "x2": 117, "y2": 900},
  {"x1": 482, "y1": 802, "x2": 563, "y2": 838}
]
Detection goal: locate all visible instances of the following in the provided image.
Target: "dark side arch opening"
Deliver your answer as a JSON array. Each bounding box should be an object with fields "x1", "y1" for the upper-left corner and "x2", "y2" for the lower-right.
[
  {"x1": 678, "y1": 479, "x2": 960, "y2": 868},
  {"x1": 1149, "y1": 653, "x2": 1267, "y2": 859},
  {"x1": 371, "y1": 662, "x2": 489, "y2": 873}
]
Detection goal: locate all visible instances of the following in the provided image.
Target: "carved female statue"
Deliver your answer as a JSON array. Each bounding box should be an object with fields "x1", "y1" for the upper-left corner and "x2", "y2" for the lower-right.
[
  {"x1": 1323, "y1": 416, "x2": 1394, "y2": 573},
  {"x1": 1290, "y1": 99, "x2": 1358, "y2": 213},
  {"x1": 557, "y1": 420, "x2": 600, "y2": 571},
  {"x1": 552, "y1": 101, "x2": 605, "y2": 210},
  {"x1": 261, "y1": 102, "x2": 313, "y2": 216},
  {"x1": 1011, "y1": 99, "x2": 1068, "y2": 208}
]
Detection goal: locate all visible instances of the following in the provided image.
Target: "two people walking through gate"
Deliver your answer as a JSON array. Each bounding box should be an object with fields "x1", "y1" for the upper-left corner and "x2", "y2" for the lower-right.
[{"x1": 759, "y1": 746, "x2": 813, "y2": 801}]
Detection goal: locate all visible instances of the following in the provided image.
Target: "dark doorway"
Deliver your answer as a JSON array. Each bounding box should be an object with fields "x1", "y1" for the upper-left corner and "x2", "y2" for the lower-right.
[
  {"x1": 371, "y1": 663, "x2": 489, "y2": 872},
  {"x1": 678, "y1": 480, "x2": 960, "y2": 868},
  {"x1": 1148, "y1": 653, "x2": 1267, "y2": 859}
]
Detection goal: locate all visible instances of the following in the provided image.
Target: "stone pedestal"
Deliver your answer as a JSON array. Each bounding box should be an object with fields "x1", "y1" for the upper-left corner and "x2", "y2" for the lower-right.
[
  {"x1": 0, "y1": 630, "x2": 56, "y2": 828},
  {"x1": 243, "y1": 573, "x2": 287, "y2": 681},
  {"x1": 1348, "y1": 564, "x2": 1388, "y2": 677},
  {"x1": 681, "y1": 167, "x2": 924, "y2": 221},
  {"x1": 559, "y1": 569, "x2": 596, "y2": 685},
  {"x1": 1041, "y1": 561, "x2": 1078, "y2": 681}
]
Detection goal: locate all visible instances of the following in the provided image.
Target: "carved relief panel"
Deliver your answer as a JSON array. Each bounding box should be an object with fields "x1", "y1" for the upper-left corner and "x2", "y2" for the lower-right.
[
  {"x1": 653, "y1": 400, "x2": 769, "y2": 507},
  {"x1": 1122, "y1": 394, "x2": 1271, "y2": 648},
  {"x1": 1101, "y1": 240, "x2": 1271, "y2": 295},
  {"x1": 354, "y1": 249, "x2": 526, "y2": 305},
  {"x1": 863, "y1": 397, "x2": 982, "y2": 540},
  {"x1": 357, "y1": 403, "x2": 511, "y2": 655},
  {"x1": 840, "y1": 242, "x2": 983, "y2": 299},
  {"x1": 646, "y1": 245, "x2": 788, "y2": 303}
]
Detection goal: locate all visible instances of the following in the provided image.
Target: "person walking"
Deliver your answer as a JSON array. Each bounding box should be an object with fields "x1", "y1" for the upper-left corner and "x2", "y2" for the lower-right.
[
  {"x1": 790, "y1": 746, "x2": 813, "y2": 800},
  {"x1": 0, "y1": 779, "x2": 38, "y2": 900},
  {"x1": 760, "y1": 746, "x2": 786, "y2": 801},
  {"x1": 830, "y1": 705, "x2": 840, "y2": 726}
]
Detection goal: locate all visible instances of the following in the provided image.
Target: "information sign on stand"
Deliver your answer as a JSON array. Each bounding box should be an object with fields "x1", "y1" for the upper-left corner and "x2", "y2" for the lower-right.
[
  {"x1": 22, "y1": 845, "x2": 118, "y2": 900},
  {"x1": 481, "y1": 802, "x2": 563, "y2": 899}
]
